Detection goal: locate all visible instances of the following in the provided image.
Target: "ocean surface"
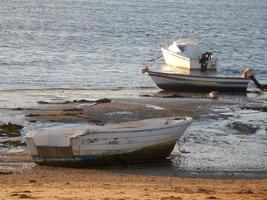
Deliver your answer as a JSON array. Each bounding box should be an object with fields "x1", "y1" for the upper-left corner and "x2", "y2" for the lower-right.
[{"x1": 0, "y1": 0, "x2": 266, "y2": 90}]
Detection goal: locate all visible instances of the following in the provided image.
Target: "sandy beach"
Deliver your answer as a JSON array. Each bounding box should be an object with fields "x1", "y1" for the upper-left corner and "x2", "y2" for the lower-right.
[{"x1": 1, "y1": 153, "x2": 267, "y2": 200}]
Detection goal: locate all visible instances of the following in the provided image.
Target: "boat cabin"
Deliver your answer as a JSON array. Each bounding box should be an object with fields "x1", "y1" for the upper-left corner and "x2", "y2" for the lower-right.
[{"x1": 168, "y1": 39, "x2": 203, "y2": 60}]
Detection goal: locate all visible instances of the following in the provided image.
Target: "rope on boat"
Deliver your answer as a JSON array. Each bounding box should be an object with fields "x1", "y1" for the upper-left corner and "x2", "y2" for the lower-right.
[{"x1": 146, "y1": 55, "x2": 162, "y2": 62}]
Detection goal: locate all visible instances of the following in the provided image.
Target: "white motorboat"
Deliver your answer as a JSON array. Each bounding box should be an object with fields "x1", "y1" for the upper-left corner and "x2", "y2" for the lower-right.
[
  {"x1": 26, "y1": 117, "x2": 192, "y2": 166},
  {"x1": 161, "y1": 39, "x2": 218, "y2": 70}
]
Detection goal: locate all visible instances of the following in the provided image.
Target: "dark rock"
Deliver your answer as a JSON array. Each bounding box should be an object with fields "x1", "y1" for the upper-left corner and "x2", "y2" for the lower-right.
[
  {"x1": 0, "y1": 140, "x2": 26, "y2": 147},
  {"x1": 207, "y1": 197, "x2": 219, "y2": 199},
  {"x1": 37, "y1": 100, "x2": 73, "y2": 104},
  {"x1": 140, "y1": 94, "x2": 151, "y2": 97},
  {"x1": 95, "y1": 98, "x2": 111, "y2": 104},
  {"x1": 227, "y1": 122, "x2": 259, "y2": 134},
  {"x1": 0, "y1": 170, "x2": 13, "y2": 175},
  {"x1": 37, "y1": 98, "x2": 111, "y2": 105},
  {"x1": 19, "y1": 194, "x2": 32, "y2": 198},
  {"x1": 73, "y1": 99, "x2": 92, "y2": 103},
  {"x1": 0, "y1": 122, "x2": 23, "y2": 137},
  {"x1": 26, "y1": 114, "x2": 40, "y2": 117},
  {"x1": 13, "y1": 107, "x2": 22, "y2": 110},
  {"x1": 241, "y1": 104, "x2": 267, "y2": 112},
  {"x1": 162, "y1": 94, "x2": 183, "y2": 98},
  {"x1": 36, "y1": 100, "x2": 49, "y2": 104},
  {"x1": 179, "y1": 149, "x2": 190, "y2": 154}
]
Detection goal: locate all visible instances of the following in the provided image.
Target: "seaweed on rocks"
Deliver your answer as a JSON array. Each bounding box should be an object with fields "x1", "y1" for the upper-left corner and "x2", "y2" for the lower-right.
[
  {"x1": 241, "y1": 104, "x2": 267, "y2": 112},
  {"x1": 37, "y1": 98, "x2": 111, "y2": 105},
  {"x1": 0, "y1": 122, "x2": 23, "y2": 137},
  {"x1": 0, "y1": 170, "x2": 13, "y2": 175},
  {"x1": 0, "y1": 140, "x2": 26, "y2": 147},
  {"x1": 227, "y1": 121, "x2": 259, "y2": 134}
]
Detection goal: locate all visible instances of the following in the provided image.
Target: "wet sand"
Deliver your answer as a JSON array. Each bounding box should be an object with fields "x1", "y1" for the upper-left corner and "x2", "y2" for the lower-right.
[
  {"x1": 23, "y1": 98, "x2": 213, "y2": 124},
  {"x1": 0, "y1": 90, "x2": 266, "y2": 199},
  {"x1": 1, "y1": 159, "x2": 267, "y2": 200},
  {"x1": 1, "y1": 153, "x2": 267, "y2": 200}
]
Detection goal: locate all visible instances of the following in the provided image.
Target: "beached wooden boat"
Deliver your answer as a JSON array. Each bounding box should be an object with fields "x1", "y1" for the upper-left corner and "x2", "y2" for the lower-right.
[
  {"x1": 26, "y1": 117, "x2": 192, "y2": 166},
  {"x1": 142, "y1": 67, "x2": 250, "y2": 92}
]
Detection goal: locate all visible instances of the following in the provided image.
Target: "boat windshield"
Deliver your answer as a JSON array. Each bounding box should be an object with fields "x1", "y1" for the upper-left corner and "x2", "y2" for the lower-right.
[{"x1": 181, "y1": 44, "x2": 202, "y2": 59}]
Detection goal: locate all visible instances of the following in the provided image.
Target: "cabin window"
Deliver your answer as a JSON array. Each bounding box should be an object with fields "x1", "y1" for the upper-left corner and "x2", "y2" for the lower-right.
[{"x1": 178, "y1": 45, "x2": 186, "y2": 52}]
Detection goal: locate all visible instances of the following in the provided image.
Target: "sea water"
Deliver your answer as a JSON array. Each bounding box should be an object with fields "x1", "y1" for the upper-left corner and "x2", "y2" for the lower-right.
[{"x1": 0, "y1": 0, "x2": 266, "y2": 90}]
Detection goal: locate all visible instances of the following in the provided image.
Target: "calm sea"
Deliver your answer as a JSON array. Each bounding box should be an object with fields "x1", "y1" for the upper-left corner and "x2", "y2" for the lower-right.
[{"x1": 0, "y1": 0, "x2": 266, "y2": 90}]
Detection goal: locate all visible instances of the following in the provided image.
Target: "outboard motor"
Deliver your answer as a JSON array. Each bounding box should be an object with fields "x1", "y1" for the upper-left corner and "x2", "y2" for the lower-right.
[
  {"x1": 242, "y1": 68, "x2": 265, "y2": 91},
  {"x1": 199, "y1": 52, "x2": 214, "y2": 71},
  {"x1": 210, "y1": 55, "x2": 218, "y2": 66}
]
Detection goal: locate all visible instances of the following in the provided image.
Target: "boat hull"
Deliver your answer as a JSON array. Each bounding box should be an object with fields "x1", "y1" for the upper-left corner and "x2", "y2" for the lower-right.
[
  {"x1": 161, "y1": 48, "x2": 217, "y2": 70},
  {"x1": 31, "y1": 140, "x2": 177, "y2": 167},
  {"x1": 148, "y1": 71, "x2": 249, "y2": 92},
  {"x1": 26, "y1": 117, "x2": 192, "y2": 166}
]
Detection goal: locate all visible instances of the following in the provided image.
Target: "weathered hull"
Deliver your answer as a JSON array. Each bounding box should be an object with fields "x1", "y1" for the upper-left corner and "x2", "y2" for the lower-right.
[
  {"x1": 161, "y1": 48, "x2": 217, "y2": 70},
  {"x1": 31, "y1": 140, "x2": 177, "y2": 167},
  {"x1": 148, "y1": 71, "x2": 249, "y2": 92},
  {"x1": 26, "y1": 117, "x2": 192, "y2": 167}
]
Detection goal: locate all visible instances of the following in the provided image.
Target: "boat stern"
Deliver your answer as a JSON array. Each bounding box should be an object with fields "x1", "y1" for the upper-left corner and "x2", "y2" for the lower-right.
[{"x1": 25, "y1": 125, "x2": 89, "y2": 164}]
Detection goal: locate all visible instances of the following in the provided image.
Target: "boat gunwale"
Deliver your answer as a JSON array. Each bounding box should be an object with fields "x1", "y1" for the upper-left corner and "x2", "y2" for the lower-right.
[
  {"x1": 80, "y1": 118, "x2": 192, "y2": 135},
  {"x1": 79, "y1": 127, "x2": 188, "y2": 142}
]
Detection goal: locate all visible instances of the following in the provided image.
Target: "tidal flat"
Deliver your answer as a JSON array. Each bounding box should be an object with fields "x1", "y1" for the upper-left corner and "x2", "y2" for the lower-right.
[{"x1": 0, "y1": 88, "x2": 266, "y2": 199}]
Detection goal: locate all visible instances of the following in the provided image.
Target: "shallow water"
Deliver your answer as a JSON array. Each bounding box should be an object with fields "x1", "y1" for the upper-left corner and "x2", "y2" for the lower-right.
[
  {"x1": 0, "y1": 0, "x2": 266, "y2": 90},
  {"x1": 112, "y1": 92, "x2": 267, "y2": 178}
]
